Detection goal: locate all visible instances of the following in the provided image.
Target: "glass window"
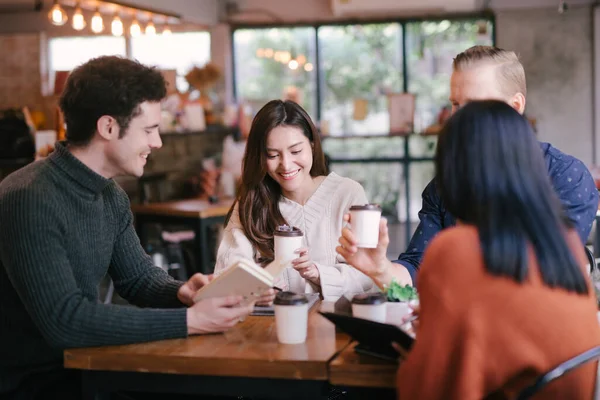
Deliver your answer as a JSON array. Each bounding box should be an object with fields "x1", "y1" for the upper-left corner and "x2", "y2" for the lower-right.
[
  {"x1": 318, "y1": 23, "x2": 403, "y2": 135},
  {"x1": 406, "y1": 19, "x2": 493, "y2": 132},
  {"x1": 131, "y1": 32, "x2": 211, "y2": 93},
  {"x1": 233, "y1": 28, "x2": 317, "y2": 118},
  {"x1": 48, "y1": 36, "x2": 126, "y2": 91}
]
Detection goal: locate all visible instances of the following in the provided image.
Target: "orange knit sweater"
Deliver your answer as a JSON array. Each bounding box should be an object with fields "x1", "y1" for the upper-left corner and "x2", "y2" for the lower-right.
[{"x1": 397, "y1": 225, "x2": 600, "y2": 400}]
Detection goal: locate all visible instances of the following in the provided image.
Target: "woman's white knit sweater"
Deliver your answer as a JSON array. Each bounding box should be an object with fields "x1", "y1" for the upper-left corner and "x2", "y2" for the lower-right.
[{"x1": 214, "y1": 172, "x2": 377, "y2": 300}]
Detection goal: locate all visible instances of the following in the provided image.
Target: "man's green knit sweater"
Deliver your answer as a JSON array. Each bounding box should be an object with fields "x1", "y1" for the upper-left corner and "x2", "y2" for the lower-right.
[{"x1": 0, "y1": 142, "x2": 188, "y2": 393}]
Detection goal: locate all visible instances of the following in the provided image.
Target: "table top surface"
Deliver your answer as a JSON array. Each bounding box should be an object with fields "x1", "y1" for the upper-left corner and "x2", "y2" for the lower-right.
[
  {"x1": 328, "y1": 342, "x2": 398, "y2": 388},
  {"x1": 64, "y1": 305, "x2": 351, "y2": 381},
  {"x1": 131, "y1": 198, "x2": 235, "y2": 219}
]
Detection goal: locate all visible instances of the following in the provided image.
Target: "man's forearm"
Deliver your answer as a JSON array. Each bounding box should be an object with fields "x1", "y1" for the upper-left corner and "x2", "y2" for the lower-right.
[{"x1": 372, "y1": 259, "x2": 413, "y2": 290}]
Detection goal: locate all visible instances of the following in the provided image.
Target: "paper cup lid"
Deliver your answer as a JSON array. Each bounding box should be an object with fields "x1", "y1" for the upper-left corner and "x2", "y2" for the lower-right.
[
  {"x1": 349, "y1": 204, "x2": 381, "y2": 211},
  {"x1": 274, "y1": 291, "x2": 309, "y2": 305},
  {"x1": 351, "y1": 293, "x2": 387, "y2": 305},
  {"x1": 274, "y1": 224, "x2": 303, "y2": 237}
]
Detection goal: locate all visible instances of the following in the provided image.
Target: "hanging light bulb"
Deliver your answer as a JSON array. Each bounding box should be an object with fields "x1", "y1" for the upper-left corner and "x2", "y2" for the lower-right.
[
  {"x1": 130, "y1": 18, "x2": 141, "y2": 36},
  {"x1": 304, "y1": 62, "x2": 314, "y2": 72},
  {"x1": 71, "y1": 2, "x2": 86, "y2": 31},
  {"x1": 91, "y1": 9, "x2": 104, "y2": 33},
  {"x1": 48, "y1": 0, "x2": 67, "y2": 26},
  {"x1": 111, "y1": 15, "x2": 123, "y2": 36},
  {"x1": 146, "y1": 21, "x2": 156, "y2": 35},
  {"x1": 162, "y1": 25, "x2": 172, "y2": 35}
]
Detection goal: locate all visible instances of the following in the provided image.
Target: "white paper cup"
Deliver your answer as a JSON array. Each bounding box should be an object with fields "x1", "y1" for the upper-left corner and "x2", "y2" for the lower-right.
[
  {"x1": 351, "y1": 293, "x2": 387, "y2": 323},
  {"x1": 274, "y1": 292, "x2": 309, "y2": 344},
  {"x1": 220, "y1": 170, "x2": 236, "y2": 198},
  {"x1": 274, "y1": 225, "x2": 303, "y2": 270},
  {"x1": 350, "y1": 204, "x2": 382, "y2": 248}
]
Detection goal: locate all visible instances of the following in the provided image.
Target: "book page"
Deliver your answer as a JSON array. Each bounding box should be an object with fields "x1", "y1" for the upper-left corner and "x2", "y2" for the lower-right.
[{"x1": 264, "y1": 260, "x2": 286, "y2": 278}]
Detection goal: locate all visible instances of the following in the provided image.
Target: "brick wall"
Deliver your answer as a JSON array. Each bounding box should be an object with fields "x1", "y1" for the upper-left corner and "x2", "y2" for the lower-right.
[{"x1": 0, "y1": 33, "x2": 57, "y2": 129}]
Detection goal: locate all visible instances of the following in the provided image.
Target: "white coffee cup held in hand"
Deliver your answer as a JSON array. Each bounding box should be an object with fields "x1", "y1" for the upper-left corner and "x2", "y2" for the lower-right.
[
  {"x1": 351, "y1": 292, "x2": 387, "y2": 323},
  {"x1": 274, "y1": 225, "x2": 303, "y2": 270},
  {"x1": 274, "y1": 291, "x2": 309, "y2": 344},
  {"x1": 349, "y1": 204, "x2": 382, "y2": 248}
]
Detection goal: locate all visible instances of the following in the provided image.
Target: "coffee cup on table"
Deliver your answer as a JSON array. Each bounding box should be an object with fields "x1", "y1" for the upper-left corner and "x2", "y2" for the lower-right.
[
  {"x1": 349, "y1": 204, "x2": 382, "y2": 248},
  {"x1": 351, "y1": 292, "x2": 387, "y2": 323},
  {"x1": 274, "y1": 291, "x2": 309, "y2": 344},
  {"x1": 274, "y1": 225, "x2": 303, "y2": 269}
]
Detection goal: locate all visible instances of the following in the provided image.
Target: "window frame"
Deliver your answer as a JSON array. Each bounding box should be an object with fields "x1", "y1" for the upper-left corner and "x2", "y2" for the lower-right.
[{"x1": 230, "y1": 12, "x2": 496, "y2": 127}]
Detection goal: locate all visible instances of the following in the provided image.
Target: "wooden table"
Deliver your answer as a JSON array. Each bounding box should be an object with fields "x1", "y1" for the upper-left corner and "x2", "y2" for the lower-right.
[
  {"x1": 64, "y1": 306, "x2": 351, "y2": 399},
  {"x1": 329, "y1": 342, "x2": 398, "y2": 388},
  {"x1": 132, "y1": 198, "x2": 234, "y2": 274},
  {"x1": 329, "y1": 342, "x2": 398, "y2": 399}
]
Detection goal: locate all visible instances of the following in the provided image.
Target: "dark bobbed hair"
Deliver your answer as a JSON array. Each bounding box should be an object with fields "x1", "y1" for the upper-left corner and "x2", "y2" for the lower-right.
[
  {"x1": 436, "y1": 100, "x2": 587, "y2": 294},
  {"x1": 226, "y1": 100, "x2": 327, "y2": 264},
  {"x1": 59, "y1": 56, "x2": 166, "y2": 146}
]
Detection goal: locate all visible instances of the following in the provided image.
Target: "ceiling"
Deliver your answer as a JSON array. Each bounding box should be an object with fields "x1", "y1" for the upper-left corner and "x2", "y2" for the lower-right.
[
  {"x1": 0, "y1": 0, "x2": 597, "y2": 26},
  {"x1": 0, "y1": 0, "x2": 219, "y2": 25}
]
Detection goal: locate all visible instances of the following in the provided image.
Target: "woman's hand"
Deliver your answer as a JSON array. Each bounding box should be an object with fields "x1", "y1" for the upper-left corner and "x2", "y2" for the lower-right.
[
  {"x1": 255, "y1": 288, "x2": 276, "y2": 306},
  {"x1": 292, "y1": 248, "x2": 320, "y2": 285}
]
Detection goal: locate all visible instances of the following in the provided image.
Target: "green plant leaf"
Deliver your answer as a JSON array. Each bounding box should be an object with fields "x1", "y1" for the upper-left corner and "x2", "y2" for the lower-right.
[{"x1": 384, "y1": 279, "x2": 419, "y2": 302}]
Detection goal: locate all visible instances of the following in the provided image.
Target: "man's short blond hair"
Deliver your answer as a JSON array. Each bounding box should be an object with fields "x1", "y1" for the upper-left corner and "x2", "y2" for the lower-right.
[{"x1": 453, "y1": 45, "x2": 527, "y2": 98}]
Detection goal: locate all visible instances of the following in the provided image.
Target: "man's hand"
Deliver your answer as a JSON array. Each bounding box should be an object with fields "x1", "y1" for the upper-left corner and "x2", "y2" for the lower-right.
[
  {"x1": 187, "y1": 296, "x2": 255, "y2": 335},
  {"x1": 336, "y1": 215, "x2": 392, "y2": 285},
  {"x1": 178, "y1": 273, "x2": 214, "y2": 306},
  {"x1": 337, "y1": 214, "x2": 412, "y2": 289}
]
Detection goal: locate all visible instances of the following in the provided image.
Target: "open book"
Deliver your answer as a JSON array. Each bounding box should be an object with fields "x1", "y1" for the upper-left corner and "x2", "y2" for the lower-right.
[{"x1": 193, "y1": 257, "x2": 286, "y2": 306}]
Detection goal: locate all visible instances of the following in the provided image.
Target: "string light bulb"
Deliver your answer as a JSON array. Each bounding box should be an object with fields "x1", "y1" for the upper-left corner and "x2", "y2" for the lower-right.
[
  {"x1": 130, "y1": 18, "x2": 141, "y2": 36},
  {"x1": 71, "y1": 2, "x2": 86, "y2": 31},
  {"x1": 146, "y1": 21, "x2": 156, "y2": 35},
  {"x1": 162, "y1": 25, "x2": 172, "y2": 35},
  {"x1": 111, "y1": 15, "x2": 123, "y2": 36},
  {"x1": 48, "y1": 0, "x2": 67, "y2": 26},
  {"x1": 91, "y1": 9, "x2": 104, "y2": 33}
]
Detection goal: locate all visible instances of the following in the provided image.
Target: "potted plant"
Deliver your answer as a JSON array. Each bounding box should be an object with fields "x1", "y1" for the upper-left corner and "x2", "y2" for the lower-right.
[{"x1": 384, "y1": 279, "x2": 419, "y2": 325}]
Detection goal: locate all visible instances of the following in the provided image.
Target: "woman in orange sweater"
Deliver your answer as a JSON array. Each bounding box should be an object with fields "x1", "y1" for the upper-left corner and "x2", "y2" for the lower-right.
[{"x1": 396, "y1": 100, "x2": 600, "y2": 399}]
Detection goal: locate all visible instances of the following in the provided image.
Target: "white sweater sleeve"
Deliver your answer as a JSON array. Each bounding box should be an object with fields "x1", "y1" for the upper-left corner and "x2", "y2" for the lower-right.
[
  {"x1": 313, "y1": 180, "x2": 379, "y2": 301},
  {"x1": 214, "y1": 203, "x2": 256, "y2": 275}
]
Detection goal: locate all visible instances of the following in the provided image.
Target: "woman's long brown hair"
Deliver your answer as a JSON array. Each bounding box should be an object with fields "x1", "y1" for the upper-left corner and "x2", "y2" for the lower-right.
[{"x1": 225, "y1": 100, "x2": 327, "y2": 265}]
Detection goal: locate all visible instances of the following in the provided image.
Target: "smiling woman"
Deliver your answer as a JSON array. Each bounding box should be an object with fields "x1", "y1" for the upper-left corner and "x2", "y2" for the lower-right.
[{"x1": 214, "y1": 100, "x2": 378, "y2": 301}]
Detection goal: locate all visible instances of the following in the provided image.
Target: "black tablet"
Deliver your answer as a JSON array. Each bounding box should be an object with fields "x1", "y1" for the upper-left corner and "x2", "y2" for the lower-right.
[{"x1": 319, "y1": 310, "x2": 414, "y2": 361}]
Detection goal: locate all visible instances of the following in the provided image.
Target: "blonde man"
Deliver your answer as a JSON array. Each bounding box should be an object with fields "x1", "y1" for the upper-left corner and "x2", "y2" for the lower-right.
[{"x1": 338, "y1": 45, "x2": 598, "y2": 288}]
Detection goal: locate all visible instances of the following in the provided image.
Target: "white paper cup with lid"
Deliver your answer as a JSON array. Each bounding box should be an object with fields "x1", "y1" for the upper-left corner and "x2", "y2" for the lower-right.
[
  {"x1": 351, "y1": 293, "x2": 387, "y2": 323},
  {"x1": 274, "y1": 291, "x2": 309, "y2": 344},
  {"x1": 349, "y1": 204, "x2": 382, "y2": 248},
  {"x1": 274, "y1": 225, "x2": 303, "y2": 270}
]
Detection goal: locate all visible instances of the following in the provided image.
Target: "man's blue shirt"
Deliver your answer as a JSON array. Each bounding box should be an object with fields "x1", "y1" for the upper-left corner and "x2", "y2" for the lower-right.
[{"x1": 395, "y1": 142, "x2": 599, "y2": 284}]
